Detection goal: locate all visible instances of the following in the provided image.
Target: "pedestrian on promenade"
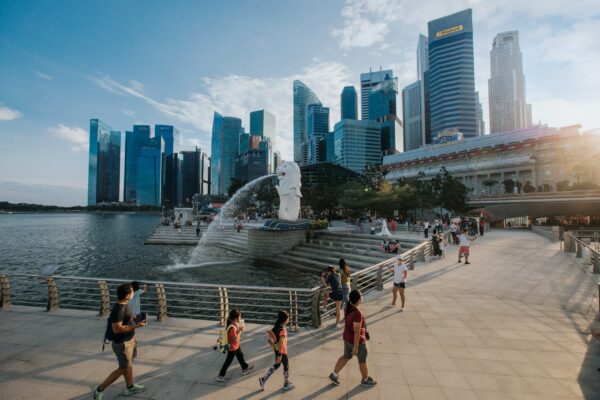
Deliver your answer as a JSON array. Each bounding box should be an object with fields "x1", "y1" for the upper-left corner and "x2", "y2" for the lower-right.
[
  {"x1": 389, "y1": 256, "x2": 407, "y2": 310},
  {"x1": 258, "y1": 311, "x2": 294, "y2": 391},
  {"x1": 92, "y1": 283, "x2": 146, "y2": 399},
  {"x1": 196, "y1": 221, "x2": 201, "y2": 237},
  {"x1": 423, "y1": 220, "x2": 430, "y2": 238},
  {"x1": 328, "y1": 289, "x2": 377, "y2": 387},
  {"x1": 217, "y1": 309, "x2": 254, "y2": 382},
  {"x1": 128, "y1": 281, "x2": 147, "y2": 322},
  {"x1": 440, "y1": 234, "x2": 447, "y2": 258},
  {"x1": 324, "y1": 266, "x2": 343, "y2": 327},
  {"x1": 458, "y1": 228, "x2": 477, "y2": 265},
  {"x1": 339, "y1": 258, "x2": 352, "y2": 306}
]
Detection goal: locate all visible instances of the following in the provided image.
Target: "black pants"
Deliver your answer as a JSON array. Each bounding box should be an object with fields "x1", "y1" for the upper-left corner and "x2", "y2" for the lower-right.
[
  {"x1": 219, "y1": 348, "x2": 248, "y2": 377},
  {"x1": 424, "y1": 228, "x2": 429, "y2": 238}
]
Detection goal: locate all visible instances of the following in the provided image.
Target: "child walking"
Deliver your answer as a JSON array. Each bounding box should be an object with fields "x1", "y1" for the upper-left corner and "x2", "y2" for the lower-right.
[
  {"x1": 216, "y1": 309, "x2": 254, "y2": 382},
  {"x1": 258, "y1": 311, "x2": 294, "y2": 391}
]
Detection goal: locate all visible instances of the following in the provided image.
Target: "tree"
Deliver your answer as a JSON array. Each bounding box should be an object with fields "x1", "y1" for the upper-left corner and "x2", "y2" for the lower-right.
[
  {"x1": 227, "y1": 178, "x2": 247, "y2": 197},
  {"x1": 255, "y1": 178, "x2": 279, "y2": 213},
  {"x1": 436, "y1": 168, "x2": 468, "y2": 212},
  {"x1": 358, "y1": 163, "x2": 386, "y2": 191},
  {"x1": 523, "y1": 181, "x2": 536, "y2": 193},
  {"x1": 503, "y1": 179, "x2": 516, "y2": 194}
]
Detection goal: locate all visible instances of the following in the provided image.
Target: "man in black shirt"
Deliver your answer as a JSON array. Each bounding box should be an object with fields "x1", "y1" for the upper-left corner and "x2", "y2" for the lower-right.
[{"x1": 92, "y1": 283, "x2": 147, "y2": 399}]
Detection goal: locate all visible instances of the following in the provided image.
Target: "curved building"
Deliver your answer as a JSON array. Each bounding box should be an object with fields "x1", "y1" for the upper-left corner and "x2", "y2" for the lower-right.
[{"x1": 293, "y1": 80, "x2": 321, "y2": 166}]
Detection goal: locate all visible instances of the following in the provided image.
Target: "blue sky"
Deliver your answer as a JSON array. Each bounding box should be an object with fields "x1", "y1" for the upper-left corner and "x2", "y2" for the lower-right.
[{"x1": 1, "y1": 0, "x2": 599, "y2": 206}]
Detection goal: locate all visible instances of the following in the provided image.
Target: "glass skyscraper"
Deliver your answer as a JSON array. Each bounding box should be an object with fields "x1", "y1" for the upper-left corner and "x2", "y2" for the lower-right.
[
  {"x1": 293, "y1": 80, "x2": 321, "y2": 166},
  {"x1": 428, "y1": 9, "x2": 478, "y2": 140},
  {"x1": 124, "y1": 125, "x2": 151, "y2": 203},
  {"x1": 180, "y1": 148, "x2": 202, "y2": 205},
  {"x1": 155, "y1": 125, "x2": 180, "y2": 206},
  {"x1": 340, "y1": 86, "x2": 358, "y2": 120},
  {"x1": 307, "y1": 104, "x2": 330, "y2": 165},
  {"x1": 402, "y1": 81, "x2": 424, "y2": 151},
  {"x1": 368, "y1": 77, "x2": 398, "y2": 154},
  {"x1": 332, "y1": 120, "x2": 381, "y2": 174},
  {"x1": 136, "y1": 135, "x2": 164, "y2": 206},
  {"x1": 250, "y1": 110, "x2": 276, "y2": 173},
  {"x1": 360, "y1": 69, "x2": 393, "y2": 120},
  {"x1": 87, "y1": 119, "x2": 120, "y2": 206},
  {"x1": 211, "y1": 112, "x2": 243, "y2": 195}
]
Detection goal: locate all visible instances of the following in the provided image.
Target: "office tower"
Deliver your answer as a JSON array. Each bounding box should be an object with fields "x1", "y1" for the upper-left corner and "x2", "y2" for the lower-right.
[
  {"x1": 340, "y1": 86, "x2": 358, "y2": 120},
  {"x1": 368, "y1": 77, "x2": 399, "y2": 154},
  {"x1": 307, "y1": 104, "x2": 330, "y2": 164},
  {"x1": 475, "y1": 92, "x2": 485, "y2": 135},
  {"x1": 180, "y1": 148, "x2": 202, "y2": 205},
  {"x1": 428, "y1": 9, "x2": 478, "y2": 140},
  {"x1": 235, "y1": 149, "x2": 268, "y2": 183},
  {"x1": 332, "y1": 120, "x2": 381, "y2": 173},
  {"x1": 124, "y1": 125, "x2": 151, "y2": 203},
  {"x1": 87, "y1": 119, "x2": 120, "y2": 205},
  {"x1": 250, "y1": 109, "x2": 276, "y2": 172},
  {"x1": 273, "y1": 151, "x2": 282, "y2": 170},
  {"x1": 155, "y1": 125, "x2": 180, "y2": 206},
  {"x1": 136, "y1": 135, "x2": 164, "y2": 206},
  {"x1": 360, "y1": 69, "x2": 393, "y2": 120},
  {"x1": 210, "y1": 112, "x2": 243, "y2": 195},
  {"x1": 325, "y1": 132, "x2": 335, "y2": 162},
  {"x1": 402, "y1": 81, "x2": 424, "y2": 151},
  {"x1": 489, "y1": 31, "x2": 532, "y2": 133},
  {"x1": 293, "y1": 80, "x2": 322, "y2": 166},
  {"x1": 239, "y1": 132, "x2": 251, "y2": 155},
  {"x1": 417, "y1": 34, "x2": 431, "y2": 145},
  {"x1": 417, "y1": 34, "x2": 429, "y2": 80}
]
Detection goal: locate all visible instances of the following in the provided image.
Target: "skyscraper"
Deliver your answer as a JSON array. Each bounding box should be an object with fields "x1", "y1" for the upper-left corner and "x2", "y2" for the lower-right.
[
  {"x1": 307, "y1": 104, "x2": 330, "y2": 164},
  {"x1": 155, "y1": 125, "x2": 180, "y2": 206},
  {"x1": 180, "y1": 148, "x2": 202, "y2": 205},
  {"x1": 340, "y1": 86, "x2": 358, "y2": 120},
  {"x1": 360, "y1": 69, "x2": 393, "y2": 120},
  {"x1": 124, "y1": 125, "x2": 151, "y2": 203},
  {"x1": 135, "y1": 135, "x2": 164, "y2": 206},
  {"x1": 475, "y1": 92, "x2": 485, "y2": 135},
  {"x1": 417, "y1": 34, "x2": 431, "y2": 145},
  {"x1": 488, "y1": 31, "x2": 532, "y2": 133},
  {"x1": 332, "y1": 120, "x2": 381, "y2": 174},
  {"x1": 402, "y1": 81, "x2": 423, "y2": 151},
  {"x1": 368, "y1": 77, "x2": 399, "y2": 154},
  {"x1": 250, "y1": 110, "x2": 276, "y2": 172},
  {"x1": 210, "y1": 112, "x2": 243, "y2": 195},
  {"x1": 293, "y1": 80, "x2": 322, "y2": 166},
  {"x1": 273, "y1": 151, "x2": 282, "y2": 170},
  {"x1": 428, "y1": 9, "x2": 478, "y2": 140},
  {"x1": 87, "y1": 119, "x2": 121, "y2": 205}
]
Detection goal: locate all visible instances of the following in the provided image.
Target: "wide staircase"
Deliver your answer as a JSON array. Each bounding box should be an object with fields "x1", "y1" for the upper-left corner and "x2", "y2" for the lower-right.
[{"x1": 144, "y1": 224, "x2": 204, "y2": 245}]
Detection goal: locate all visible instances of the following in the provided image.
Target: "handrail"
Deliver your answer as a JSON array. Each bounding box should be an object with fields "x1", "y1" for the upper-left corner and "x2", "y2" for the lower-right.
[{"x1": 563, "y1": 231, "x2": 600, "y2": 274}]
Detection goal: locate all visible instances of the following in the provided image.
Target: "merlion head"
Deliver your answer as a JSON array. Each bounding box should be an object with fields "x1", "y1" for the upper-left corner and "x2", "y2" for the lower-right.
[{"x1": 276, "y1": 161, "x2": 302, "y2": 196}]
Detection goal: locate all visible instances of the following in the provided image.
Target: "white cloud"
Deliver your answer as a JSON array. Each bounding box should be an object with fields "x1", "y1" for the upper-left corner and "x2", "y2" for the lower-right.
[
  {"x1": 34, "y1": 71, "x2": 53, "y2": 81},
  {"x1": 48, "y1": 124, "x2": 88, "y2": 152},
  {"x1": 91, "y1": 61, "x2": 353, "y2": 160},
  {"x1": 121, "y1": 109, "x2": 136, "y2": 117},
  {"x1": 0, "y1": 104, "x2": 22, "y2": 121}
]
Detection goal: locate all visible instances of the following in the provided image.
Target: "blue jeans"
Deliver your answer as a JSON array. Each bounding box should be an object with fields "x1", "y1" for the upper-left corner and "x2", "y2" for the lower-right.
[{"x1": 342, "y1": 285, "x2": 350, "y2": 305}]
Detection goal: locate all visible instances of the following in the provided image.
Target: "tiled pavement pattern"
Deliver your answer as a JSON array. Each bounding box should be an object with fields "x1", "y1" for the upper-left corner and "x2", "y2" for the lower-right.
[{"x1": 1, "y1": 229, "x2": 599, "y2": 399}]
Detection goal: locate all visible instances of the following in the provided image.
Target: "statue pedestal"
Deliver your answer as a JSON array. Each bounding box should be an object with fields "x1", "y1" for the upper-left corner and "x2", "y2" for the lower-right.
[{"x1": 247, "y1": 219, "x2": 310, "y2": 259}]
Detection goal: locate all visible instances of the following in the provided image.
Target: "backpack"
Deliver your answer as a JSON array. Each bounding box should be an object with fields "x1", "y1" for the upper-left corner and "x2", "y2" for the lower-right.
[
  {"x1": 102, "y1": 316, "x2": 114, "y2": 352},
  {"x1": 267, "y1": 327, "x2": 283, "y2": 352},
  {"x1": 215, "y1": 324, "x2": 233, "y2": 353}
]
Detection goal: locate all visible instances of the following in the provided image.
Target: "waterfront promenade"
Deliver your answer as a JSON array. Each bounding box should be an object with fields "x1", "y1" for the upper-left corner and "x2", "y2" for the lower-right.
[{"x1": 1, "y1": 230, "x2": 599, "y2": 399}]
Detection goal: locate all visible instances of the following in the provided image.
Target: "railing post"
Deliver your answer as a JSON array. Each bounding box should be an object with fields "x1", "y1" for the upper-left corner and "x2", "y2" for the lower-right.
[
  {"x1": 289, "y1": 290, "x2": 299, "y2": 332},
  {"x1": 311, "y1": 289, "x2": 322, "y2": 328},
  {"x1": 592, "y1": 253, "x2": 600, "y2": 274},
  {"x1": 218, "y1": 287, "x2": 229, "y2": 327},
  {"x1": 0, "y1": 274, "x2": 10, "y2": 309},
  {"x1": 46, "y1": 276, "x2": 59, "y2": 312},
  {"x1": 376, "y1": 265, "x2": 384, "y2": 291},
  {"x1": 576, "y1": 242, "x2": 583, "y2": 258},
  {"x1": 98, "y1": 280, "x2": 110, "y2": 317},
  {"x1": 563, "y1": 233, "x2": 572, "y2": 252},
  {"x1": 409, "y1": 251, "x2": 415, "y2": 270},
  {"x1": 156, "y1": 283, "x2": 168, "y2": 322}
]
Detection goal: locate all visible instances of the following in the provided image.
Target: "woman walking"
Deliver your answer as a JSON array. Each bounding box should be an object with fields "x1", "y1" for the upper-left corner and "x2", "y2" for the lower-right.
[
  {"x1": 258, "y1": 311, "x2": 294, "y2": 391},
  {"x1": 328, "y1": 290, "x2": 377, "y2": 387},
  {"x1": 323, "y1": 266, "x2": 343, "y2": 327},
  {"x1": 216, "y1": 310, "x2": 254, "y2": 382},
  {"x1": 339, "y1": 258, "x2": 351, "y2": 306},
  {"x1": 389, "y1": 256, "x2": 408, "y2": 311}
]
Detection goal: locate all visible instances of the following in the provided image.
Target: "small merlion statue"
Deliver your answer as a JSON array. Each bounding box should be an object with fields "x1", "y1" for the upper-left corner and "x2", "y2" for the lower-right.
[{"x1": 276, "y1": 161, "x2": 302, "y2": 221}]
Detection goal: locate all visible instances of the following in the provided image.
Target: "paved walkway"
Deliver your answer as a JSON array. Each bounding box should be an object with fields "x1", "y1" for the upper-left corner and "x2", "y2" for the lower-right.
[{"x1": 1, "y1": 229, "x2": 599, "y2": 400}]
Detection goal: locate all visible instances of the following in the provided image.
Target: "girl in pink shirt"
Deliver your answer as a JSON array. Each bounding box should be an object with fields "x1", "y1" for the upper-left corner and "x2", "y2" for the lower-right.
[{"x1": 259, "y1": 311, "x2": 294, "y2": 391}]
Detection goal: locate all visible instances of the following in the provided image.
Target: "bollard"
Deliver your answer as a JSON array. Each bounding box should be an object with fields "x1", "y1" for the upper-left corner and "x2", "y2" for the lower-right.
[
  {"x1": 311, "y1": 289, "x2": 322, "y2": 328},
  {"x1": 376, "y1": 265, "x2": 384, "y2": 291},
  {"x1": 218, "y1": 287, "x2": 229, "y2": 327},
  {"x1": 576, "y1": 242, "x2": 583, "y2": 258},
  {"x1": 98, "y1": 281, "x2": 110, "y2": 317},
  {"x1": 155, "y1": 283, "x2": 168, "y2": 322},
  {"x1": 551, "y1": 226, "x2": 560, "y2": 242},
  {"x1": 46, "y1": 276, "x2": 59, "y2": 312},
  {"x1": 408, "y1": 252, "x2": 415, "y2": 270},
  {"x1": 0, "y1": 274, "x2": 10, "y2": 309},
  {"x1": 563, "y1": 233, "x2": 573, "y2": 252}
]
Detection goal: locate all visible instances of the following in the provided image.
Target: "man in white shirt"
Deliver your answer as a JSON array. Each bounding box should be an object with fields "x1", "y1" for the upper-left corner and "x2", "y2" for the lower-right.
[
  {"x1": 458, "y1": 229, "x2": 477, "y2": 265},
  {"x1": 388, "y1": 257, "x2": 408, "y2": 311}
]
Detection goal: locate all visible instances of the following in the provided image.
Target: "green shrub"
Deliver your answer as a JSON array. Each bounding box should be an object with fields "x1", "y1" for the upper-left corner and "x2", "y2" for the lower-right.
[{"x1": 310, "y1": 219, "x2": 329, "y2": 230}]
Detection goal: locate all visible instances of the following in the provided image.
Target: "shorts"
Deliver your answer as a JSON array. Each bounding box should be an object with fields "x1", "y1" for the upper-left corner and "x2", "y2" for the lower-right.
[
  {"x1": 393, "y1": 282, "x2": 406, "y2": 289},
  {"x1": 112, "y1": 337, "x2": 137, "y2": 369},
  {"x1": 343, "y1": 341, "x2": 368, "y2": 363},
  {"x1": 329, "y1": 291, "x2": 343, "y2": 302},
  {"x1": 459, "y1": 246, "x2": 470, "y2": 256}
]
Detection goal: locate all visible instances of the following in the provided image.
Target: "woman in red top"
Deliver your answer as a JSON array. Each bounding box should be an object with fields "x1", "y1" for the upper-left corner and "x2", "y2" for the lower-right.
[
  {"x1": 328, "y1": 290, "x2": 377, "y2": 387},
  {"x1": 258, "y1": 311, "x2": 294, "y2": 391},
  {"x1": 217, "y1": 309, "x2": 254, "y2": 381}
]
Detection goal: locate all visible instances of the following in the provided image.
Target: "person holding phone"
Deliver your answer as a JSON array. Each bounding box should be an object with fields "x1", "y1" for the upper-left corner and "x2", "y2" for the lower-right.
[{"x1": 216, "y1": 309, "x2": 254, "y2": 382}]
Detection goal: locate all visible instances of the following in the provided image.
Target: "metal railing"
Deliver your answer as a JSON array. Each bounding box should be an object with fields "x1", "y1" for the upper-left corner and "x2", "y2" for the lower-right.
[
  {"x1": 0, "y1": 240, "x2": 436, "y2": 328},
  {"x1": 562, "y1": 232, "x2": 600, "y2": 275}
]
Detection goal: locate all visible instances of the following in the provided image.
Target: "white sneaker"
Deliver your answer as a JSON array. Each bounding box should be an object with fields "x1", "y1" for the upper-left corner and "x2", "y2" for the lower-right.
[{"x1": 400, "y1": 307, "x2": 405, "y2": 312}]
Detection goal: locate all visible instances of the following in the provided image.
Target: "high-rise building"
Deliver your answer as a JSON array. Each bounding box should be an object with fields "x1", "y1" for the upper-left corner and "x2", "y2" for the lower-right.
[
  {"x1": 250, "y1": 110, "x2": 276, "y2": 172},
  {"x1": 368, "y1": 77, "x2": 399, "y2": 154},
  {"x1": 332, "y1": 119, "x2": 381, "y2": 174},
  {"x1": 360, "y1": 69, "x2": 393, "y2": 120},
  {"x1": 210, "y1": 112, "x2": 243, "y2": 195},
  {"x1": 87, "y1": 119, "x2": 121, "y2": 205},
  {"x1": 428, "y1": 9, "x2": 478, "y2": 141},
  {"x1": 402, "y1": 81, "x2": 424, "y2": 151},
  {"x1": 488, "y1": 31, "x2": 532, "y2": 134},
  {"x1": 136, "y1": 135, "x2": 164, "y2": 206},
  {"x1": 340, "y1": 86, "x2": 358, "y2": 120},
  {"x1": 124, "y1": 125, "x2": 151, "y2": 203},
  {"x1": 307, "y1": 104, "x2": 330, "y2": 165},
  {"x1": 417, "y1": 34, "x2": 429, "y2": 81},
  {"x1": 417, "y1": 34, "x2": 431, "y2": 146},
  {"x1": 273, "y1": 151, "x2": 282, "y2": 170},
  {"x1": 293, "y1": 80, "x2": 322, "y2": 166},
  {"x1": 155, "y1": 125, "x2": 180, "y2": 206},
  {"x1": 475, "y1": 92, "x2": 485, "y2": 135},
  {"x1": 180, "y1": 148, "x2": 202, "y2": 205},
  {"x1": 235, "y1": 149, "x2": 268, "y2": 183}
]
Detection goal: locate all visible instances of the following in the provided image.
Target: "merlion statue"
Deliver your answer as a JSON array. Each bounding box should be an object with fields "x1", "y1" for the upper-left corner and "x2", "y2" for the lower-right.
[{"x1": 276, "y1": 161, "x2": 302, "y2": 221}]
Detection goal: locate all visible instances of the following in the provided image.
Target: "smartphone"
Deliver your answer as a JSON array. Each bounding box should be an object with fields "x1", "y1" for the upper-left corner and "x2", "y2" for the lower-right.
[{"x1": 140, "y1": 312, "x2": 147, "y2": 323}]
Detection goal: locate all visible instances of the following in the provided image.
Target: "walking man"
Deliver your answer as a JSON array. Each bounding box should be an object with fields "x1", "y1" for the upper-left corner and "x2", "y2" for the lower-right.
[
  {"x1": 423, "y1": 220, "x2": 429, "y2": 238},
  {"x1": 458, "y1": 228, "x2": 477, "y2": 265},
  {"x1": 92, "y1": 283, "x2": 146, "y2": 399},
  {"x1": 389, "y1": 256, "x2": 408, "y2": 311}
]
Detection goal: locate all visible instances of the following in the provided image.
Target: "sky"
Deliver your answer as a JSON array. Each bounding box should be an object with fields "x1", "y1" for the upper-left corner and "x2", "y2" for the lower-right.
[{"x1": 1, "y1": 0, "x2": 599, "y2": 206}]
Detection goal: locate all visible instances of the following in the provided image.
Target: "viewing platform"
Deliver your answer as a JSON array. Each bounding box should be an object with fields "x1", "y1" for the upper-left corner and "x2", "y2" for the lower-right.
[{"x1": 1, "y1": 230, "x2": 599, "y2": 399}]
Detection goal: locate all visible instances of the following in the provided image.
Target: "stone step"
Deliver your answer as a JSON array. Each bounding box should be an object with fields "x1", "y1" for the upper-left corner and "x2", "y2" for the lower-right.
[
  {"x1": 302, "y1": 241, "x2": 408, "y2": 257},
  {"x1": 285, "y1": 248, "x2": 388, "y2": 267}
]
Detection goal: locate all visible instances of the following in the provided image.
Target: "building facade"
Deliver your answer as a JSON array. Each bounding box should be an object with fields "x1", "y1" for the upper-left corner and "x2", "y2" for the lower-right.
[
  {"x1": 87, "y1": 119, "x2": 120, "y2": 205},
  {"x1": 402, "y1": 81, "x2": 423, "y2": 152},
  {"x1": 135, "y1": 135, "x2": 164, "y2": 206},
  {"x1": 307, "y1": 104, "x2": 330, "y2": 165},
  {"x1": 124, "y1": 125, "x2": 151, "y2": 203},
  {"x1": 180, "y1": 148, "x2": 202, "y2": 205},
  {"x1": 428, "y1": 9, "x2": 478, "y2": 141},
  {"x1": 368, "y1": 77, "x2": 399, "y2": 154},
  {"x1": 360, "y1": 69, "x2": 393, "y2": 120},
  {"x1": 293, "y1": 80, "x2": 322, "y2": 166},
  {"x1": 210, "y1": 112, "x2": 243, "y2": 195},
  {"x1": 489, "y1": 31, "x2": 532, "y2": 134},
  {"x1": 155, "y1": 125, "x2": 180, "y2": 206},
  {"x1": 234, "y1": 149, "x2": 268, "y2": 183},
  {"x1": 250, "y1": 109, "x2": 276, "y2": 172},
  {"x1": 332, "y1": 119, "x2": 381, "y2": 174},
  {"x1": 340, "y1": 86, "x2": 358, "y2": 120}
]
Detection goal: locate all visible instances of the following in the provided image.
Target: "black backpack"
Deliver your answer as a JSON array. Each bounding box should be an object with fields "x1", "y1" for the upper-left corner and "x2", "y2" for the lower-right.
[{"x1": 102, "y1": 316, "x2": 114, "y2": 352}]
